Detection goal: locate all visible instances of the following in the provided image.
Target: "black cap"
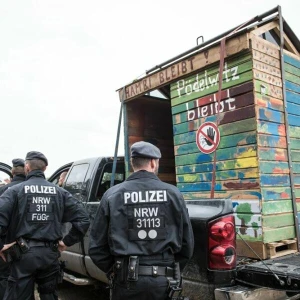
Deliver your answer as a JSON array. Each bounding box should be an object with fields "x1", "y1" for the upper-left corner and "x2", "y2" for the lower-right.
[
  {"x1": 12, "y1": 158, "x2": 25, "y2": 168},
  {"x1": 25, "y1": 151, "x2": 48, "y2": 166},
  {"x1": 130, "y1": 141, "x2": 161, "y2": 159}
]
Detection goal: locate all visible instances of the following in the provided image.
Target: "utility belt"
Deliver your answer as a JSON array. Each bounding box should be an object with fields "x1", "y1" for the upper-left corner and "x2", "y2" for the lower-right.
[
  {"x1": 4, "y1": 237, "x2": 59, "y2": 262},
  {"x1": 110, "y1": 256, "x2": 189, "y2": 300}
]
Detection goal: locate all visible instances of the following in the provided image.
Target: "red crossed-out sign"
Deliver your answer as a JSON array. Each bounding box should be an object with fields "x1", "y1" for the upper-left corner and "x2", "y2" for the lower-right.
[{"x1": 196, "y1": 122, "x2": 220, "y2": 154}]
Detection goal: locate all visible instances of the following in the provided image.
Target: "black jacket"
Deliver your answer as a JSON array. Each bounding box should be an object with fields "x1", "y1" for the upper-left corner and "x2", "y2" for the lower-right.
[
  {"x1": 0, "y1": 170, "x2": 90, "y2": 250},
  {"x1": 89, "y1": 170, "x2": 194, "y2": 273},
  {"x1": 0, "y1": 174, "x2": 26, "y2": 196}
]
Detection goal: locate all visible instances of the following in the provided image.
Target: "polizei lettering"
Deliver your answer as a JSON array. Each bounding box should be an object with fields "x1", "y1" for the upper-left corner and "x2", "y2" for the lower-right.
[
  {"x1": 124, "y1": 190, "x2": 167, "y2": 205},
  {"x1": 24, "y1": 185, "x2": 57, "y2": 194}
]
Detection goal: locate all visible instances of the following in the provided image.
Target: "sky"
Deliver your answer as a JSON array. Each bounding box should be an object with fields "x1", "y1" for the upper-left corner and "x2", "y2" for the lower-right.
[{"x1": 0, "y1": 0, "x2": 299, "y2": 178}]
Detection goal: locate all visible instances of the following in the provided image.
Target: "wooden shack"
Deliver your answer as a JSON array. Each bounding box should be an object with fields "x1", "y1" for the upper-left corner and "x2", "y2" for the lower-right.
[{"x1": 117, "y1": 7, "x2": 300, "y2": 259}]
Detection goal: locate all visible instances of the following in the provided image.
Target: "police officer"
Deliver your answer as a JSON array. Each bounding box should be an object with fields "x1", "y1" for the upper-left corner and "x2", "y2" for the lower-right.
[
  {"x1": 0, "y1": 151, "x2": 90, "y2": 300},
  {"x1": 89, "y1": 141, "x2": 194, "y2": 300},
  {"x1": 0, "y1": 158, "x2": 26, "y2": 195},
  {"x1": 0, "y1": 158, "x2": 26, "y2": 299}
]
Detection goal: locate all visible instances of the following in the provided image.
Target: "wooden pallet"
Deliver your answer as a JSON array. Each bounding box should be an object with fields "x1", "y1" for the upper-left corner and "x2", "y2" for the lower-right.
[
  {"x1": 237, "y1": 239, "x2": 298, "y2": 259},
  {"x1": 266, "y1": 238, "x2": 298, "y2": 258}
]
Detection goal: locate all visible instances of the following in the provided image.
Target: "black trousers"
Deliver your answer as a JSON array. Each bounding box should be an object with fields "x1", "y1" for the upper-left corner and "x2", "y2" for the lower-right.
[
  {"x1": 0, "y1": 258, "x2": 10, "y2": 300},
  {"x1": 112, "y1": 275, "x2": 169, "y2": 300},
  {"x1": 3, "y1": 246, "x2": 60, "y2": 300}
]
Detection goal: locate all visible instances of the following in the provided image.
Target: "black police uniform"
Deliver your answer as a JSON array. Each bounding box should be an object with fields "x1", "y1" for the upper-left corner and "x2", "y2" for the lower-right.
[
  {"x1": 0, "y1": 159, "x2": 26, "y2": 299},
  {"x1": 0, "y1": 153, "x2": 90, "y2": 300},
  {"x1": 89, "y1": 142, "x2": 194, "y2": 300}
]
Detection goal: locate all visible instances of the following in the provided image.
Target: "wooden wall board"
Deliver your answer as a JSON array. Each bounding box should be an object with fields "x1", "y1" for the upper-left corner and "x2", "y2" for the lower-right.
[
  {"x1": 253, "y1": 59, "x2": 281, "y2": 78},
  {"x1": 258, "y1": 147, "x2": 288, "y2": 161},
  {"x1": 263, "y1": 226, "x2": 295, "y2": 243},
  {"x1": 173, "y1": 91, "x2": 254, "y2": 125},
  {"x1": 173, "y1": 105, "x2": 255, "y2": 135},
  {"x1": 287, "y1": 102, "x2": 300, "y2": 116},
  {"x1": 261, "y1": 187, "x2": 292, "y2": 201},
  {"x1": 176, "y1": 157, "x2": 258, "y2": 175},
  {"x1": 253, "y1": 70, "x2": 282, "y2": 87},
  {"x1": 255, "y1": 92, "x2": 284, "y2": 111},
  {"x1": 260, "y1": 174, "x2": 291, "y2": 186},
  {"x1": 175, "y1": 144, "x2": 257, "y2": 166},
  {"x1": 257, "y1": 134, "x2": 287, "y2": 148},
  {"x1": 293, "y1": 162, "x2": 300, "y2": 173},
  {"x1": 120, "y1": 35, "x2": 250, "y2": 102},
  {"x1": 253, "y1": 49, "x2": 280, "y2": 69},
  {"x1": 285, "y1": 62, "x2": 300, "y2": 77},
  {"x1": 284, "y1": 54, "x2": 300, "y2": 69},
  {"x1": 182, "y1": 190, "x2": 261, "y2": 201},
  {"x1": 177, "y1": 178, "x2": 260, "y2": 192},
  {"x1": 176, "y1": 167, "x2": 258, "y2": 183},
  {"x1": 262, "y1": 200, "x2": 293, "y2": 215},
  {"x1": 263, "y1": 213, "x2": 294, "y2": 228},
  {"x1": 236, "y1": 240, "x2": 266, "y2": 258},
  {"x1": 285, "y1": 72, "x2": 300, "y2": 86},
  {"x1": 250, "y1": 35, "x2": 280, "y2": 59},
  {"x1": 292, "y1": 150, "x2": 300, "y2": 162},
  {"x1": 257, "y1": 120, "x2": 286, "y2": 136},
  {"x1": 289, "y1": 125, "x2": 300, "y2": 138},
  {"x1": 288, "y1": 114, "x2": 300, "y2": 126},
  {"x1": 286, "y1": 90, "x2": 300, "y2": 105},
  {"x1": 259, "y1": 161, "x2": 289, "y2": 174},
  {"x1": 286, "y1": 82, "x2": 300, "y2": 96},
  {"x1": 254, "y1": 79, "x2": 283, "y2": 99},
  {"x1": 174, "y1": 131, "x2": 256, "y2": 155},
  {"x1": 233, "y1": 199, "x2": 261, "y2": 213},
  {"x1": 256, "y1": 107, "x2": 284, "y2": 123}
]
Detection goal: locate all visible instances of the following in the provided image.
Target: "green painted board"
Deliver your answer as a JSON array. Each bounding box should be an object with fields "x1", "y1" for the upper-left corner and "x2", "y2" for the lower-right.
[
  {"x1": 176, "y1": 167, "x2": 258, "y2": 183},
  {"x1": 174, "y1": 131, "x2": 256, "y2": 155},
  {"x1": 259, "y1": 161, "x2": 289, "y2": 174},
  {"x1": 284, "y1": 62, "x2": 300, "y2": 77},
  {"x1": 285, "y1": 71, "x2": 300, "y2": 86},
  {"x1": 261, "y1": 186, "x2": 292, "y2": 201},
  {"x1": 263, "y1": 226, "x2": 295, "y2": 243},
  {"x1": 293, "y1": 162, "x2": 300, "y2": 174},
  {"x1": 175, "y1": 144, "x2": 257, "y2": 166},
  {"x1": 291, "y1": 138, "x2": 300, "y2": 150},
  {"x1": 176, "y1": 157, "x2": 258, "y2": 174},
  {"x1": 289, "y1": 125, "x2": 300, "y2": 138},
  {"x1": 262, "y1": 200, "x2": 293, "y2": 215},
  {"x1": 263, "y1": 213, "x2": 294, "y2": 228},
  {"x1": 292, "y1": 150, "x2": 300, "y2": 162},
  {"x1": 254, "y1": 79, "x2": 283, "y2": 99}
]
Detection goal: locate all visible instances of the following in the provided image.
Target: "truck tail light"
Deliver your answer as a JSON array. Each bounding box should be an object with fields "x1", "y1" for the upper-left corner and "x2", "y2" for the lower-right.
[{"x1": 208, "y1": 215, "x2": 236, "y2": 270}]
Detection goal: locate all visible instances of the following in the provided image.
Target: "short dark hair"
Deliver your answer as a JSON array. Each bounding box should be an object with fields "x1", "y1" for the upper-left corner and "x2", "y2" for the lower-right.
[
  {"x1": 26, "y1": 159, "x2": 46, "y2": 171},
  {"x1": 131, "y1": 157, "x2": 151, "y2": 170}
]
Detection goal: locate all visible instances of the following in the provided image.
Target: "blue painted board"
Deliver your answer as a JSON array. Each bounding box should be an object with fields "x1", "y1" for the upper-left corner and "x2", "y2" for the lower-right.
[
  {"x1": 286, "y1": 90, "x2": 300, "y2": 105},
  {"x1": 288, "y1": 114, "x2": 300, "y2": 126},
  {"x1": 286, "y1": 81, "x2": 300, "y2": 94},
  {"x1": 284, "y1": 54, "x2": 300, "y2": 69},
  {"x1": 287, "y1": 102, "x2": 300, "y2": 116}
]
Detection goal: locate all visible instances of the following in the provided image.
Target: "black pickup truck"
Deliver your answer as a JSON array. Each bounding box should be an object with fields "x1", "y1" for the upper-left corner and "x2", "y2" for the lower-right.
[{"x1": 1, "y1": 157, "x2": 296, "y2": 300}]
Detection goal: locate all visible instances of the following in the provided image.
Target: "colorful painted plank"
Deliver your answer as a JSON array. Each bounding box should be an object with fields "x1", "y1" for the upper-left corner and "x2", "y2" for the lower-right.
[
  {"x1": 257, "y1": 121, "x2": 286, "y2": 136},
  {"x1": 259, "y1": 161, "x2": 289, "y2": 174},
  {"x1": 255, "y1": 92, "x2": 284, "y2": 112},
  {"x1": 176, "y1": 167, "x2": 258, "y2": 183},
  {"x1": 236, "y1": 227, "x2": 262, "y2": 241},
  {"x1": 253, "y1": 49, "x2": 280, "y2": 69},
  {"x1": 260, "y1": 174, "x2": 290, "y2": 187},
  {"x1": 285, "y1": 62, "x2": 300, "y2": 77},
  {"x1": 261, "y1": 187, "x2": 292, "y2": 201},
  {"x1": 178, "y1": 178, "x2": 260, "y2": 192},
  {"x1": 175, "y1": 144, "x2": 257, "y2": 166},
  {"x1": 174, "y1": 118, "x2": 256, "y2": 145},
  {"x1": 257, "y1": 134, "x2": 287, "y2": 148},
  {"x1": 262, "y1": 200, "x2": 292, "y2": 215},
  {"x1": 176, "y1": 157, "x2": 258, "y2": 175},
  {"x1": 174, "y1": 131, "x2": 256, "y2": 155},
  {"x1": 254, "y1": 79, "x2": 283, "y2": 99},
  {"x1": 286, "y1": 90, "x2": 300, "y2": 105},
  {"x1": 256, "y1": 107, "x2": 284, "y2": 123},
  {"x1": 285, "y1": 72, "x2": 300, "y2": 86},
  {"x1": 284, "y1": 54, "x2": 300, "y2": 69},
  {"x1": 253, "y1": 59, "x2": 281, "y2": 78},
  {"x1": 182, "y1": 189, "x2": 261, "y2": 201},
  {"x1": 258, "y1": 147, "x2": 288, "y2": 161},
  {"x1": 173, "y1": 105, "x2": 255, "y2": 135},
  {"x1": 286, "y1": 81, "x2": 300, "y2": 94},
  {"x1": 233, "y1": 199, "x2": 261, "y2": 213}
]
